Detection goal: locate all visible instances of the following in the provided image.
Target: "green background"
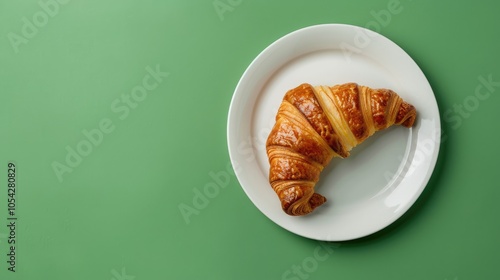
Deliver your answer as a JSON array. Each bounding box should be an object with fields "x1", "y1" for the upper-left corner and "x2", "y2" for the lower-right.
[{"x1": 1, "y1": 0, "x2": 499, "y2": 279}]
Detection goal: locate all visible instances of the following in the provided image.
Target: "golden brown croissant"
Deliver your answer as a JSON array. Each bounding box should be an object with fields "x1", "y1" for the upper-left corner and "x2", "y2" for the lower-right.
[{"x1": 266, "y1": 83, "x2": 417, "y2": 216}]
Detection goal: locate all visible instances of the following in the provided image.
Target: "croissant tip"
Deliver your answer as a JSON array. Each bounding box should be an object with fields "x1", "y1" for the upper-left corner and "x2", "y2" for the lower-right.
[
  {"x1": 397, "y1": 102, "x2": 417, "y2": 128},
  {"x1": 400, "y1": 108, "x2": 417, "y2": 127},
  {"x1": 285, "y1": 193, "x2": 327, "y2": 216}
]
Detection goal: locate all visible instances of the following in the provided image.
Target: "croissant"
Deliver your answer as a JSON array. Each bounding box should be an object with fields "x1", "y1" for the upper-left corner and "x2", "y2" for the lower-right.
[{"x1": 266, "y1": 83, "x2": 417, "y2": 216}]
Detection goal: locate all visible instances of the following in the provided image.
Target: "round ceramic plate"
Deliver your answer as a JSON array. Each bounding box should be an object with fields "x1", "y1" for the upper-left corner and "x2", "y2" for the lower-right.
[{"x1": 227, "y1": 24, "x2": 440, "y2": 241}]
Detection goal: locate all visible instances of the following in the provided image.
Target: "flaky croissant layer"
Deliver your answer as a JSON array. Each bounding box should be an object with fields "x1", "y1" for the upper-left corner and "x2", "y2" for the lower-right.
[{"x1": 266, "y1": 83, "x2": 416, "y2": 216}]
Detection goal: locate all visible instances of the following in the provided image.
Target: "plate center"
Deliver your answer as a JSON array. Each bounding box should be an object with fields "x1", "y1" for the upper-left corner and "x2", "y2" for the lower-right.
[{"x1": 319, "y1": 127, "x2": 412, "y2": 207}]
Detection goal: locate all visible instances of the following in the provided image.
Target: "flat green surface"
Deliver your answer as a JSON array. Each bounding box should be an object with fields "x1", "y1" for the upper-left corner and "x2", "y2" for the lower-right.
[{"x1": 0, "y1": 0, "x2": 499, "y2": 279}]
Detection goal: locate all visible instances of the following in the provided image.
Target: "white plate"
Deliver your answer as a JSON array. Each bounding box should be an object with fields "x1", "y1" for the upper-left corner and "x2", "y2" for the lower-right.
[{"x1": 227, "y1": 24, "x2": 440, "y2": 241}]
